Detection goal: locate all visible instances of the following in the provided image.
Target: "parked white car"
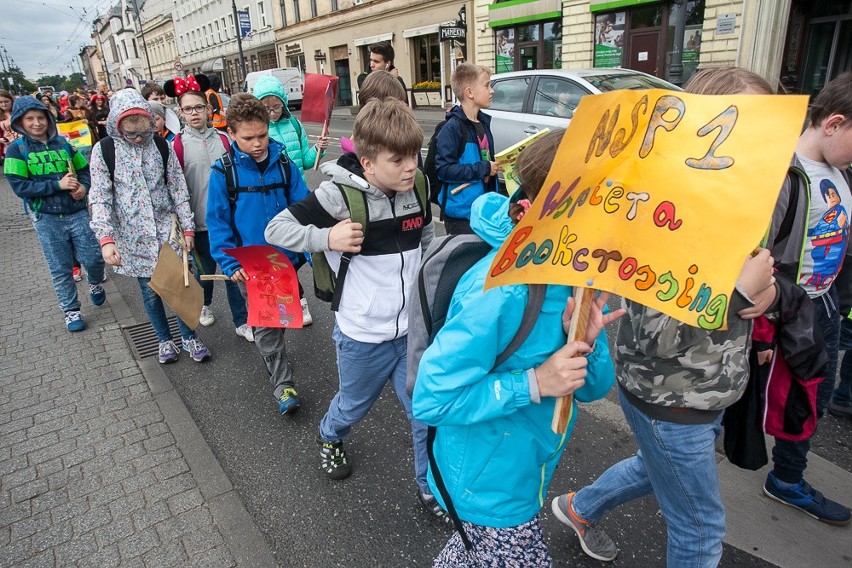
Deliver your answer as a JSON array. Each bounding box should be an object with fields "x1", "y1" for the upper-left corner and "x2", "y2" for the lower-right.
[
  {"x1": 484, "y1": 68, "x2": 682, "y2": 153},
  {"x1": 243, "y1": 68, "x2": 303, "y2": 108}
]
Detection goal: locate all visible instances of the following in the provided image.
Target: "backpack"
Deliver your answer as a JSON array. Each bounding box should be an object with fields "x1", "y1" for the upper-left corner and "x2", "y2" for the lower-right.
[
  {"x1": 213, "y1": 148, "x2": 292, "y2": 246},
  {"x1": 423, "y1": 115, "x2": 466, "y2": 214},
  {"x1": 312, "y1": 170, "x2": 428, "y2": 311},
  {"x1": 405, "y1": 233, "x2": 546, "y2": 550},
  {"x1": 98, "y1": 135, "x2": 170, "y2": 185},
  {"x1": 173, "y1": 131, "x2": 230, "y2": 170}
]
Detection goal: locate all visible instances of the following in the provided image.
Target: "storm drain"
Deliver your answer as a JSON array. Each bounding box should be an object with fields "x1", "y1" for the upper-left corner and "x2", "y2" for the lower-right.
[{"x1": 122, "y1": 317, "x2": 181, "y2": 360}]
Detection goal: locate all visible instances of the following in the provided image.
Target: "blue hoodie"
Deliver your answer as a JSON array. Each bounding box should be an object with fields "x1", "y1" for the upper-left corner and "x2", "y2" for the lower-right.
[
  {"x1": 434, "y1": 105, "x2": 498, "y2": 220},
  {"x1": 206, "y1": 138, "x2": 310, "y2": 276},
  {"x1": 3, "y1": 96, "x2": 90, "y2": 215},
  {"x1": 412, "y1": 192, "x2": 616, "y2": 529}
]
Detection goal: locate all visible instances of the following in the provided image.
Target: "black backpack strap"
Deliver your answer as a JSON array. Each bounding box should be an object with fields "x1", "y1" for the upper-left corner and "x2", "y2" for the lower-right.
[
  {"x1": 153, "y1": 135, "x2": 170, "y2": 184},
  {"x1": 275, "y1": 151, "x2": 291, "y2": 205},
  {"x1": 495, "y1": 284, "x2": 546, "y2": 368},
  {"x1": 330, "y1": 184, "x2": 369, "y2": 312},
  {"x1": 218, "y1": 151, "x2": 242, "y2": 246},
  {"x1": 427, "y1": 425, "x2": 473, "y2": 550},
  {"x1": 773, "y1": 169, "x2": 800, "y2": 248},
  {"x1": 99, "y1": 136, "x2": 116, "y2": 183}
]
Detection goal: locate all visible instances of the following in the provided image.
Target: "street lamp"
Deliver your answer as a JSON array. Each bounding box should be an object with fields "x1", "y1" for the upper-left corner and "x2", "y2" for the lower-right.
[{"x1": 126, "y1": 0, "x2": 154, "y2": 81}]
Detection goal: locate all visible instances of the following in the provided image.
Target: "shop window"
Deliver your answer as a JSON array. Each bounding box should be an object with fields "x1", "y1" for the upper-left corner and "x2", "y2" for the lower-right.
[
  {"x1": 494, "y1": 20, "x2": 561, "y2": 73},
  {"x1": 631, "y1": 5, "x2": 664, "y2": 28},
  {"x1": 415, "y1": 34, "x2": 441, "y2": 83},
  {"x1": 491, "y1": 77, "x2": 530, "y2": 112}
]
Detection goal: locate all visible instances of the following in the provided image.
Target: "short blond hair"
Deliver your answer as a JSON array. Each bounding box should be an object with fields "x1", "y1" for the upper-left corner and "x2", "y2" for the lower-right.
[
  {"x1": 685, "y1": 67, "x2": 773, "y2": 95},
  {"x1": 451, "y1": 63, "x2": 490, "y2": 100},
  {"x1": 353, "y1": 98, "x2": 423, "y2": 161}
]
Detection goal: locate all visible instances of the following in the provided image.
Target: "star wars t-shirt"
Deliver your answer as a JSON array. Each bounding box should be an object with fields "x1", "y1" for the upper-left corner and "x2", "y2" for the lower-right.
[{"x1": 798, "y1": 154, "x2": 852, "y2": 297}]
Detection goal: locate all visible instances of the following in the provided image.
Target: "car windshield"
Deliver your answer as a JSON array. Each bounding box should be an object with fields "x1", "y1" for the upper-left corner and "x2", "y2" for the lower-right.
[{"x1": 583, "y1": 73, "x2": 677, "y2": 91}]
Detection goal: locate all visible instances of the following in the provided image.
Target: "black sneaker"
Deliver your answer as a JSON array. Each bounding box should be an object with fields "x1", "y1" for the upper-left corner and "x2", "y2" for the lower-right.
[
  {"x1": 418, "y1": 491, "x2": 453, "y2": 526},
  {"x1": 317, "y1": 437, "x2": 351, "y2": 480},
  {"x1": 763, "y1": 471, "x2": 851, "y2": 526}
]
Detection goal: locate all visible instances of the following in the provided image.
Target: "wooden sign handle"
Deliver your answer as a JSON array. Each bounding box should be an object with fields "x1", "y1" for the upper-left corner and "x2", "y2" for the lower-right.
[
  {"x1": 313, "y1": 120, "x2": 329, "y2": 171},
  {"x1": 551, "y1": 287, "x2": 593, "y2": 433},
  {"x1": 199, "y1": 274, "x2": 231, "y2": 281}
]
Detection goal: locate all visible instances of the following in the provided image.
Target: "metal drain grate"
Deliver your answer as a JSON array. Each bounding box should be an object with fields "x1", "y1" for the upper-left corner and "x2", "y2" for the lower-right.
[{"x1": 122, "y1": 316, "x2": 181, "y2": 360}]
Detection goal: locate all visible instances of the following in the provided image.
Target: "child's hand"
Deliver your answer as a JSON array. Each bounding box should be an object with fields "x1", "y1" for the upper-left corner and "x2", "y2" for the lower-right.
[
  {"x1": 737, "y1": 248, "x2": 775, "y2": 299},
  {"x1": 328, "y1": 219, "x2": 364, "y2": 253},
  {"x1": 316, "y1": 135, "x2": 329, "y2": 151},
  {"x1": 757, "y1": 349, "x2": 773, "y2": 365},
  {"x1": 59, "y1": 173, "x2": 79, "y2": 191},
  {"x1": 230, "y1": 268, "x2": 248, "y2": 283},
  {"x1": 489, "y1": 161, "x2": 501, "y2": 176},
  {"x1": 183, "y1": 235, "x2": 194, "y2": 251},
  {"x1": 562, "y1": 291, "x2": 625, "y2": 345},
  {"x1": 737, "y1": 284, "x2": 777, "y2": 320},
  {"x1": 69, "y1": 185, "x2": 86, "y2": 200},
  {"x1": 102, "y1": 243, "x2": 122, "y2": 266},
  {"x1": 535, "y1": 341, "x2": 591, "y2": 398}
]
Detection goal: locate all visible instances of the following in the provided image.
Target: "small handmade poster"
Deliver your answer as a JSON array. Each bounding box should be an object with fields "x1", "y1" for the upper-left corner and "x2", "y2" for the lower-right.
[
  {"x1": 496, "y1": 128, "x2": 550, "y2": 195},
  {"x1": 57, "y1": 120, "x2": 93, "y2": 161},
  {"x1": 224, "y1": 245, "x2": 303, "y2": 328},
  {"x1": 300, "y1": 73, "x2": 339, "y2": 125}
]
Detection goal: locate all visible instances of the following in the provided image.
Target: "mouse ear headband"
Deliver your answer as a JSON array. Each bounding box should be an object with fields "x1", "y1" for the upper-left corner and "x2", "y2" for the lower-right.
[{"x1": 163, "y1": 73, "x2": 211, "y2": 98}]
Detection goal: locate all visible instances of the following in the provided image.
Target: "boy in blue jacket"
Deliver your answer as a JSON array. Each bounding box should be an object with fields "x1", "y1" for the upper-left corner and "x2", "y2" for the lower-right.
[
  {"x1": 206, "y1": 93, "x2": 310, "y2": 415},
  {"x1": 4, "y1": 96, "x2": 106, "y2": 332},
  {"x1": 434, "y1": 63, "x2": 500, "y2": 235}
]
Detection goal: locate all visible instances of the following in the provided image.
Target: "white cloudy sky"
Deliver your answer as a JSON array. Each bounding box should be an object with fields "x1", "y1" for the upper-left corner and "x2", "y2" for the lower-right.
[{"x1": 0, "y1": 0, "x2": 117, "y2": 81}]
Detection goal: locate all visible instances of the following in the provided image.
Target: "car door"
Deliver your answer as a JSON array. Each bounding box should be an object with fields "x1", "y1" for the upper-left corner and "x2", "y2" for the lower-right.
[
  {"x1": 524, "y1": 76, "x2": 592, "y2": 138},
  {"x1": 484, "y1": 76, "x2": 533, "y2": 153}
]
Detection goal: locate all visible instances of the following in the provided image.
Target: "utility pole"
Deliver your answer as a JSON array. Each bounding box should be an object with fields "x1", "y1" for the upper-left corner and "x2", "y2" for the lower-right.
[
  {"x1": 129, "y1": 0, "x2": 154, "y2": 81},
  {"x1": 231, "y1": 0, "x2": 247, "y2": 86},
  {"x1": 668, "y1": 0, "x2": 688, "y2": 86}
]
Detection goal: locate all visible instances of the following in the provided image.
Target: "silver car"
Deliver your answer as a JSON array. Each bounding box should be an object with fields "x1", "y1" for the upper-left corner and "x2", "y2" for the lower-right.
[{"x1": 484, "y1": 69, "x2": 682, "y2": 153}]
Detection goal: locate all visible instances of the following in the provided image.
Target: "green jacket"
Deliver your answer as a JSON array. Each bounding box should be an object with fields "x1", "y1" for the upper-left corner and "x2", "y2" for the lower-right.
[{"x1": 253, "y1": 75, "x2": 319, "y2": 173}]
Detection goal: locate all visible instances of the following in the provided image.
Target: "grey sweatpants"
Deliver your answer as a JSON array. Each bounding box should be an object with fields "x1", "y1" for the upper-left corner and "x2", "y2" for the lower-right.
[{"x1": 239, "y1": 283, "x2": 294, "y2": 398}]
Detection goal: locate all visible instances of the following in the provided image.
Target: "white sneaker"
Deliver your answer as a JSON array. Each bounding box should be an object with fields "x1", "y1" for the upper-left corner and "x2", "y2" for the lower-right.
[
  {"x1": 301, "y1": 297, "x2": 313, "y2": 326},
  {"x1": 235, "y1": 324, "x2": 254, "y2": 342},
  {"x1": 199, "y1": 305, "x2": 215, "y2": 326}
]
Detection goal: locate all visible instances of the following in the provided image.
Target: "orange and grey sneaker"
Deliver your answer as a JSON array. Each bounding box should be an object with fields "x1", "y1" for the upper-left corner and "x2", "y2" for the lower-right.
[{"x1": 551, "y1": 492, "x2": 618, "y2": 561}]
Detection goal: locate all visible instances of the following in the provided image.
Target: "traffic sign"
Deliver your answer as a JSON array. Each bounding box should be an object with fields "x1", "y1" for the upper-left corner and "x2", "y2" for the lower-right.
[{"x1": 174, "y1": 60, "x2": 184, "y2": 73}]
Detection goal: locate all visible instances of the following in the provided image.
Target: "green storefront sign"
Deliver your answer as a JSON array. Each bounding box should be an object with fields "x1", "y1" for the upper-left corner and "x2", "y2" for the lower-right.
[{"x1": 589, "y1": 0, "x2": 659, "y2": 12}]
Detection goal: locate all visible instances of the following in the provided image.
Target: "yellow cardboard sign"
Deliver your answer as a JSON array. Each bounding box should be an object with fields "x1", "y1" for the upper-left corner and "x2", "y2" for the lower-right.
[
  {"x1": 486, "y1": 90, "x2": 808, "y2": 330},
  {"x1": 496, "y1": 129, "x2": 550, "y2": 195},
  {"x1": 57, "y1": 120, "x2": 92, "y2": 149}
]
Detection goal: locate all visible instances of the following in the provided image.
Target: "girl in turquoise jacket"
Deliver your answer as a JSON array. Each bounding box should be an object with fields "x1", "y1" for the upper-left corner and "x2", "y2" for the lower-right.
[
  {"x1": 413, "y1": 130, "x2": 623, "y2": 567},
  {"x1": 253, "y1": 75, "x2": 328, "y2": 177}
]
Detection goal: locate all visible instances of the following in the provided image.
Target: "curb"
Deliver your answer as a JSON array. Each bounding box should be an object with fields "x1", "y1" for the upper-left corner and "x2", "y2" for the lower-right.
[{"x1": 101, "y1": 276, "x2": 278, "y2": 568}]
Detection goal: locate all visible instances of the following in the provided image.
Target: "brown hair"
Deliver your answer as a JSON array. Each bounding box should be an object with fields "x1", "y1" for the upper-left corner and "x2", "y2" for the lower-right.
[
  {"x1": 0, "y1": 90, "x2": 12, "y2": 120},
  {"x1": 509, "y1": 129, "x2": 565, "y2": 224},
  {"x1": 685, "y1": 67, "x2": 774, "y2": 95},
  {"x1": 808, "y1": 71, "x2": 852, "y2": 128},
  {"x1": 451, "y1": 63, "x2": 490, "y2": 100},
  {"x1": 141, "y1": 83, "x2": 166, "y2": 101},
  {"x1": 353, "y1": 98, "x2": 423, "y2": 161},
  {"x1": 177, "y1": 90, "x2": 207, "y2": 106},
  {"x1": 359, "y1": 70, "x2": 406, "y2": 106},
  {"x1": 225, "y1": 93, "x2": 268, "y2": 130}
]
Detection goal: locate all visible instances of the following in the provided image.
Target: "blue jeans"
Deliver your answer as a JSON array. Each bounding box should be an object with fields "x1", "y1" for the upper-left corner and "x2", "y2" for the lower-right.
[
  {"x1": 137, "y1": 277, "x2": 195, "y2": 343},
  {"x1": 192, "y1": 231, "x2": 247, "y2": 327},
  {"x1": 31, "y1": 209, "x2": 105, "y2": 313},
  {"x1": 321, "y1": 324, "x2": 428, "y2": 495},
  {"x1": 573, "y1": 389, "x2": 725, "y2": 568},
  {"x1": 834, "y1": 315, "x2": 852, "y2": 407},
  {"x1": 772, "y1": 286, "x2": 839, "y2": 482}
]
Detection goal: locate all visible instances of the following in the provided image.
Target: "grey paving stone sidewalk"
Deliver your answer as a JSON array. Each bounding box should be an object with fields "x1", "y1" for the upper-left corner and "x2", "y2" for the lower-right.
[{"x1": 0, "y1": 179, "x2": 275, "y2": 567}]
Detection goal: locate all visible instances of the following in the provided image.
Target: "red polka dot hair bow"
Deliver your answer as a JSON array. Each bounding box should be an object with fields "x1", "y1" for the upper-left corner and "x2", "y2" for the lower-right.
[{"x1": 172, "y1": 75, "x2": 201, "y2": 96}]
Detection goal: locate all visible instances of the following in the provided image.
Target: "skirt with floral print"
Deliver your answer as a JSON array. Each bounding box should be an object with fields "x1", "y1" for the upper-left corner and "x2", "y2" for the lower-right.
[{"x1": 433, "y1": 514, "x2": 552, "y2": 567}]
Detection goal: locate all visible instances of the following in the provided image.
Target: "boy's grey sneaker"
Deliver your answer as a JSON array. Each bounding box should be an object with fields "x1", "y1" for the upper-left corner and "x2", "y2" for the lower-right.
[
  {"x1": 552, "y1": 493, "x2": 618, "y2": 562},
  {"x1": 300, "y1": 297, "x2": 313, "y2": 326},
  {"x1": 158, "y1": 340, "x2": 179, "y2": 364},
  {"x1": 828, "y1": 398, "x2": 852, "y2": 418},
  {"x1": 89, "y1": 283, "x2": 106, "y2": 306},
  {"x1": 317, "y1": 437, "x2": 351, "y2": 480},
  {"x1": 199, "y1": 305, "x2": 215, "y2": 326},
  {"x1": 235, "y1": 324, "x2": 255, "y2": 342},
  {"x1": 763, "y1": 471, "x2": 851, "y2": 525},
  {"x1": 64, "y1": 310, "x2": 85, "y2": 332},
  {"x1": 182, "y1": 338, "x2": 211, "y2": 362}
]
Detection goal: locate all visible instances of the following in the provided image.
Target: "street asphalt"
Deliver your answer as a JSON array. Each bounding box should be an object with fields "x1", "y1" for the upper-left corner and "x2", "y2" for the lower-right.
[{"x1": 2, "y1": 106, "x2": 850, "y2": 566}]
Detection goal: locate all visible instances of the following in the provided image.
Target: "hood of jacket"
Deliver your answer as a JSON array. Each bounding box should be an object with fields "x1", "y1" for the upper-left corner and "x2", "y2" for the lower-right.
[
  {"x1": 254, "y1": 75, "x2": 289, "y2": 107},
  {"x1": 106, "y1": 89, "x2": 153, "y2": 141},
  {"x1": 319, "y1": 156, "x2": 387, "y2": 200},
  {"x1": 470, "y1": 192, "x2": 514, "y2": 249},
  {"x1": 447, "y1": 104, "x2": 492, "y2": 129},
  {"x1": 10, "y1": 96, "x2": 58, "y2": 140}
]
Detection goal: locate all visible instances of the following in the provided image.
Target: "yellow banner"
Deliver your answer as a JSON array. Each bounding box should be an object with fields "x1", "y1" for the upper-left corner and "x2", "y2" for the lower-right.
[
  {"x1": 497, "y1": 129, "x2": 550, "y2": 195},
  {"x1": 486, "y1": 90, "x2": 808, "y2": 330},
  {"x1": 57, "y1": 120, "x2": 92, "y2": 149}
]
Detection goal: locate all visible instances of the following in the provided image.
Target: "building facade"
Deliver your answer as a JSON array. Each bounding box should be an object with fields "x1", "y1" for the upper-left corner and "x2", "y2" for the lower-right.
[
  {"x1": 137, "y1": 0, "x2": 180, "y2": 84},
  {"x1": 93, "y1": 7, "x2": 124, "y2": 92},
  {"x1": 79, "y1": 45, "x2": 105, "y2": 90}
]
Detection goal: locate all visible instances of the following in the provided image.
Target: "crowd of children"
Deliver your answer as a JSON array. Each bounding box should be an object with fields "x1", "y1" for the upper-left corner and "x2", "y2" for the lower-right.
[{"x1": 2, "y1": 63, "x2": 851, "y2": 567}]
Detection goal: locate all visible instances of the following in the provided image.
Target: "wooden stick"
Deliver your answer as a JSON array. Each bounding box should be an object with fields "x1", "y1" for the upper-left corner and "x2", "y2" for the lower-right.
[
  {"x1": 199, "y1": 274, "x2": 230, "y2": 281},
  {"x1": 450, "y1": 182, "x2": 471, "y2": 195},
  {"x1": 551, "y1": 287, "x2": 594, "y2": 433},
  {"x1": 182, "y1": 249, "x2": 190, "y2": 287},
  {"x1": 308, "y1": 134, "x2": 341, "y2": 141},
  {"x1": 313, "y1": 119, "x2": 330, "y2": 171}
]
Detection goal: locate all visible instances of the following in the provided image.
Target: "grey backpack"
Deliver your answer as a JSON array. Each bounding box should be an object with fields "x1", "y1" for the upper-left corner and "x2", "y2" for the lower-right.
[{"x1": 406, "y1": 232, "x2": 545, "y2": 550}]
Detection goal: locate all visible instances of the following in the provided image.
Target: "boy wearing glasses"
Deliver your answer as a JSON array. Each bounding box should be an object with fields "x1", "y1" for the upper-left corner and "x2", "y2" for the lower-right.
[
  {"x1": 164, "y1": 75, "x2": 252, "y2": 342},
  {"x1": 4, "y1": 95, "x2": 107, "y2": 332},
  {"x1": 88, "y1": 89, "x2": 212, "y2": 364}
]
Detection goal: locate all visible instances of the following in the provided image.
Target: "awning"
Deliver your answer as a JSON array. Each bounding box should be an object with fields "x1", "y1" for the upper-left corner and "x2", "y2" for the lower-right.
[
  {"x1": 353, "y1": 32, "x2": 393, "y2": 47},
  {"x1": 403, "y1": 23, "x2": 440, "y2": 39},
  {"x1": 201, "y1": 57, "x2": 224, "y2": 73}
]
